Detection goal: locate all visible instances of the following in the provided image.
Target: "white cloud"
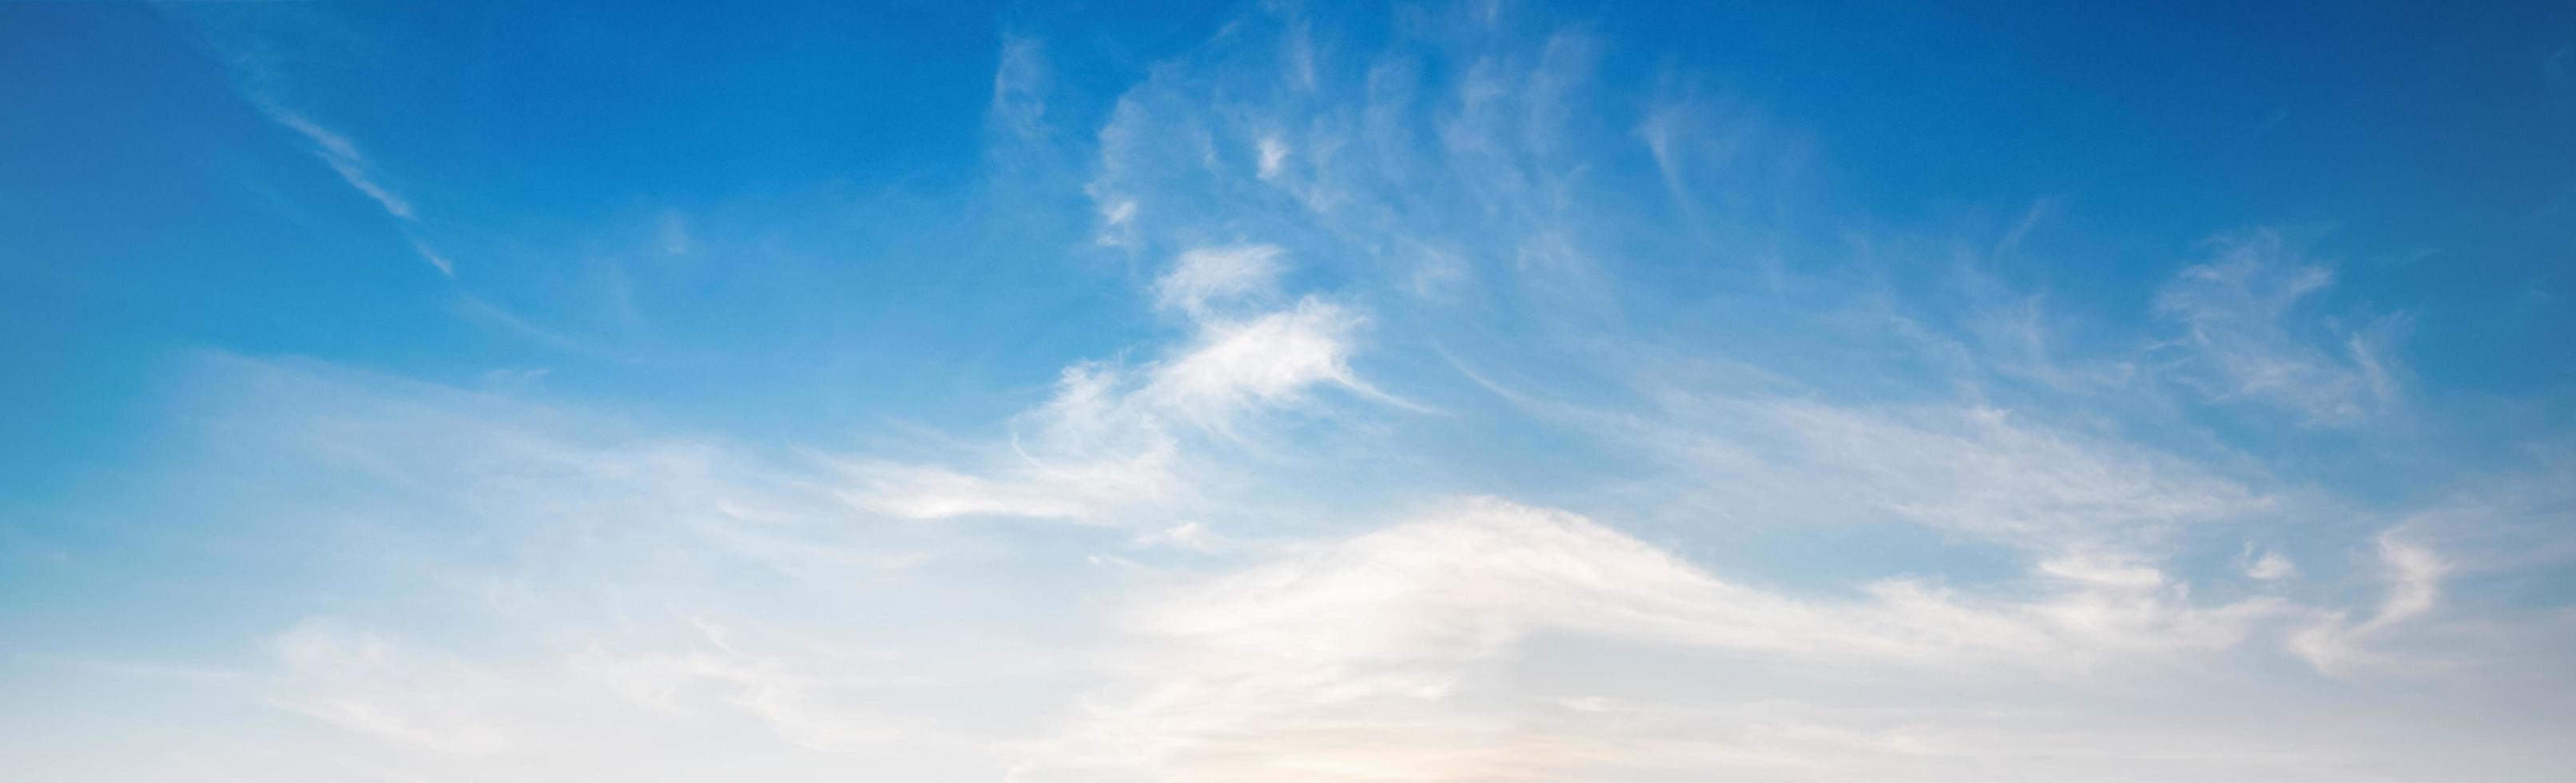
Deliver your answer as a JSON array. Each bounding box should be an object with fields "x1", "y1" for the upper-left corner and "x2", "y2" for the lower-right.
[
  {"x1": 252, "y1": 100, "x2": 455, "y2": 276},
  {"x1": 1142, "y1": 296, "x2": 1366, "y2": 429},
  {"x1": 566, "y1": 616, "x2": 936, "y2": 756},
  {"x1": 1621, "y1": 395, "x2": 2272, "y2": 557},
  {"x1": 268, "y1": 620, "x2": 515, "y2": 757},
  {"x1": 1132, "y1": 521, "x2": 1217, "y2": 551},
  {"x1": 1018, "y1": 498, "x2": 2309, "y2": 781},
  {"x1": 1071, "y1": 2, "x2": 1657, "y2": 310},
  {"x1": 1153, "y1": 244, "x2": 1287, "y2": 316},
  {"x1": 853, "y1": 249, "x2": 1374, "y2": 522},
  {"x1": 62, "y1": 353, "x2": 2562, "y2": 782},
  {"x1": 411, "y1": 238, "x2": 455, "y2": 276},
  {"x1": 74, "y1": 356, "x2": 1058, "y2": 778},
  {"x1": 2153, "y1": 231, "x2": 2407, "y2": 425},
  {"x1": 2288, "y1": 535, "x2": 2449, "y2": 675},
  {"x1": 847, "y1": 461, "x2": 1140, "y2": 521},
  {"x1": 657, "y1": 209, "x2": 693, "y2": 256},
  {"x1": 2037, "y1": 553, "x2": 2169, "y2": 590},
  {"x1": 263, "y1": 108, "x2": 414, "y2": 221},
  {"x1": 2246, "y1": 547, "x2": 2299, "y2": 580},
  {"x1": 52, "y1": 6, "x2": 2576, "y2": 782},
  {"x1": 1255, "y1": 135, "x2": 1290, "y2": 179},
  {"x1": 847, "y1": 364, "x2": 1183, "y2": 521},
  {"x1": 989, "y1": 34, "x2": 1051, "y2": 141},
  {"x1": 2375, "y1": 454, "x2": 2576, "y2": 574}
]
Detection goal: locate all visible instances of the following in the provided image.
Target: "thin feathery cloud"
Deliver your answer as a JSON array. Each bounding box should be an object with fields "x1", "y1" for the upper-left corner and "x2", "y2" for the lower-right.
[
  {"x1": 989, "y1": 34, "x2": 1052, "y2": 142},
  {"x1": 1019, "y1": 498, "x2": 2324, "y2": 781},
  {"x1": 253, "y1": 100, "x2": 454, "y2": 276},
  {"x1": 260, "y1": 106, "x2": 414, "y2": 221},
  {"x1": 34, "y1": 5, "x2": 2574, "y2": 781},
  {"x1": 1153, "y1": 244, "x2": 1287, "y2": 316},
  {"x1": 148, "y1": 355, "x2": 1016, "y2": 770},
  {"x1": 268, "y1": 620, "x2": 514, "y2": 757},
  {"x1": 2288, "y1": 535, "x2": 2449, "y2": 675},
  {"x1": 2153, "y1": 231, "x2": 2407, "y2": 425},
  {"x1": 852, "y1": 244, "x2": 1378, "y2": 523}
]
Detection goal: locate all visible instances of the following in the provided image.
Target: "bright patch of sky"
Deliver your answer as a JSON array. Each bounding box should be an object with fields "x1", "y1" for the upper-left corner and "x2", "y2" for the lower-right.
[{"x1": 4, "y1": 2, "x2": 2575, "y2": 780}]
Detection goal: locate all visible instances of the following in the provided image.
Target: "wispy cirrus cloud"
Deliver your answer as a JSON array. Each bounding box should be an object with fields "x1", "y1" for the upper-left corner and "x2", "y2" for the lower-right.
[
  {"x1": 2151, "y1": 230, "x2": 2407, "y2": 426},
  {"x1": 18, "y1": 2, "x2": 2575, "y2": 781},
  {"x1": 1012, "y1": 499, "x2": 2481, "y2": 781},
  {"x1": 260, "y1": 107, "x2": 414, "y2": 221},
  {"x1": 267, "y1": 619, "x2": 515, "y2": 757},
  {"x1": 852, "y1": 242, "x2": 1376, "y2": 523},
  {"x1": 251, "y1": 97, "x2": 451, "y2": 276},
  {"x1": 1152, "y1": 244, "x2": 1286, "y2": 316},
  {"x1": 175, "y1": 6, "x2": 455, "y2": 276},
  {"x1": 90, "y1": 353, "x2": 1051, "y2": 777},
  {"x1": 2287, "y1": 535, "x2": 2449, "y2": 676}
]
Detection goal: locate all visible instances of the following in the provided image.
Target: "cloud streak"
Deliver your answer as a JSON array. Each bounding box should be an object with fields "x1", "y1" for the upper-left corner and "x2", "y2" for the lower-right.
[
  {"x1": 252, "y1": 100, "x2": 452, "y2": 276},
  {"x1": 2153, "y1": 231, "x2": 2407, "y2": 425}
]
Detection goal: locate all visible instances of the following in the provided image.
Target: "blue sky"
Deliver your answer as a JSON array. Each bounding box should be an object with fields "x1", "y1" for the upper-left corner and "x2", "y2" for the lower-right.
[{"x1": 4, "y1": 1, "x2": 2574, "y2": 780}]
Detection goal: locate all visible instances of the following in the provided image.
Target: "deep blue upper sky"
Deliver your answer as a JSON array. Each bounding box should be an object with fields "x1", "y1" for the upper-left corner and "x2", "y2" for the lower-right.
[{"x1": 6, "y1": 2, "x2": 2568, "y2": 502}]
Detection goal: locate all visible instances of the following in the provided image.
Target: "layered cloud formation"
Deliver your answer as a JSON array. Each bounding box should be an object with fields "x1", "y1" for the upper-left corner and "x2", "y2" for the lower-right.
[{"x1": 6, "y1": 2, "x2": 2574, "y2": 781}]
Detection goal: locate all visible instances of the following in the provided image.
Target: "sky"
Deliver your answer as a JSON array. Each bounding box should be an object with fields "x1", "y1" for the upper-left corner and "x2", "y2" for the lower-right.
[{"x1": 3, "y1": 0, "x2": 2575, "y2": 780}]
